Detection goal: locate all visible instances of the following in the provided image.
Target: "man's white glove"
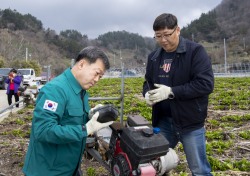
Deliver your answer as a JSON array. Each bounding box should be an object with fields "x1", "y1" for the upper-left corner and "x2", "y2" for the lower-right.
[
  {"x1": 86, "y1": 112, "x2": 113, "y2": 135},
  {"x1": 88, "y1": 104, "x2": 103, "y2": 119},
  {"x1": 145, "y1": 92, "x2": 155, "y2": 106},
  {"x1": 148, "y1": 84, "x2": 174, "y2": 103}
]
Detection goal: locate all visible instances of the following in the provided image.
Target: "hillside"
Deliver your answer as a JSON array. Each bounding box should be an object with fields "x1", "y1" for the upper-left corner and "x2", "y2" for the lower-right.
[
  {"x1": 181, "y1": 0, "x2": 250, "y2": 64},
  {"x1": 0, "y1": 9, "x2": 153, "y2": 75},
  {"x1": 0, "y1": 0, "x2": 250, "y2": 75}
]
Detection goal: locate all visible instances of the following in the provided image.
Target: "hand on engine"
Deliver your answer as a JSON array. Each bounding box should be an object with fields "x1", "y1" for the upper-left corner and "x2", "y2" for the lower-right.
[
  {"x1": 86, "y1": 112, "x2": 113, "y2": 135},
  {"x1": 88, "y1": 104, "x2": 103, "y2": 119}
]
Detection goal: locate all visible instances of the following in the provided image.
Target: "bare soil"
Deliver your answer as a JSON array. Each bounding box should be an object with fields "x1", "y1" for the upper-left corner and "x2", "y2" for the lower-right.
[{"x1": 0, "y1": 108, "x2": 249, "y2": 176}]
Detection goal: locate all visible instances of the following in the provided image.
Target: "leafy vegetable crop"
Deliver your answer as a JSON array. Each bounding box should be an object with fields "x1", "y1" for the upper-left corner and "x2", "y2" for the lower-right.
[{"x1": 88, "y1": 77, "x2": 250, "y2": 175}]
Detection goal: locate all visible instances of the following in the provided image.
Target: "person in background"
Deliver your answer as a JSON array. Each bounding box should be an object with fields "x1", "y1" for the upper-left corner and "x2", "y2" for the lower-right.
[
  {"x1": 23, "y1": 46, "x2": 113, "y2": 176},
  {"x1": 142, "y1": 13, "x2": 214, "y2": 175},
  {"x1": 5, "y1": 68, "x2": 22, "y2": 108}
]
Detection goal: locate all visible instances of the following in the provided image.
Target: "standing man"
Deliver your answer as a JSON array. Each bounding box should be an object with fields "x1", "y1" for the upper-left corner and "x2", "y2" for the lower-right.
[
  {"x1": 23, "y1": 46, "x2": 113, "y2": 176},
  {"x1": 143, "y1": 13, "x2": 214, "y2": 175},
  {"x1": 5, "y1": 68, "x2": 22, "y2": 108}
]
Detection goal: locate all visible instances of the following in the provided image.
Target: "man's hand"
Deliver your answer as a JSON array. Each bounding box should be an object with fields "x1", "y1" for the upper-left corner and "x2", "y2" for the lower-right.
[
  {"x1": 148, "y1": 84, "x2": 174, "y2": 103},
  {"x1": 88, "y1": 104, "x2": 103, "y2": 119},
  {"x1": 145, "y1": 92, "x2": 155, "y2": 106},
  {"x1": 86, "y1": 112, "x2": 113, "y2": 135}
]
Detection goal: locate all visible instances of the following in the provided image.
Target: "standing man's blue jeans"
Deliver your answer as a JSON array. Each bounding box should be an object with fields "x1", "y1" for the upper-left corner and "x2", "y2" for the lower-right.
[{"x1": 157, "y1": 118, "x2": 212, "y2": 176}]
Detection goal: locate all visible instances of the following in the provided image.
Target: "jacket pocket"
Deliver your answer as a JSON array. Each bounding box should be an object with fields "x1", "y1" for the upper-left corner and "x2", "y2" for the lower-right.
[
  {"x1": 53, "y1": 143, "x2": 80, "y2": 169},
  {"x1": 68, "y1": 108, "x2": 84, "y2": 117},
  {"x1": 60, "y1": 108, "x2": 84, "y2": 125},
  {"x1": 172, "y1": 99, "x2": 206, "y2": 126}
]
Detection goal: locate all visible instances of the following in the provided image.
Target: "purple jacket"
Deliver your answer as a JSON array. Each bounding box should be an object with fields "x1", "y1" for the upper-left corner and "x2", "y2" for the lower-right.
[{"x1": 5, "y1": 76, "x2": 22, "y2": 94}]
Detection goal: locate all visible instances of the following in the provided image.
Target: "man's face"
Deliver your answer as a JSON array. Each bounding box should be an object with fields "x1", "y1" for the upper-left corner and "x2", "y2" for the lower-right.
[
  {"x1": 74, "y1": 59, "x2": 105, "y2": 90},
  {"x1": 154, "y1": 26, "x2": 180, "y2": 52}
]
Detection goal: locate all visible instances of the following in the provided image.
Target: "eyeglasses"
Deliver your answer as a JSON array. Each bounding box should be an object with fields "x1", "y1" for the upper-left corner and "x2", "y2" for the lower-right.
[{"x1": 154, "y1": 26, "x2": 177, "y2": 40}]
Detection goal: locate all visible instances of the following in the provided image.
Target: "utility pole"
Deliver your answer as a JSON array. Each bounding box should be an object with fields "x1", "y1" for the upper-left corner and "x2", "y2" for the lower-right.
[
  {"x1": 243, "y1": 37, "x2": 246, "y2": 50},
  {"x1": 25, "y1": 48, "x2": 28, "y2": 62},
  {"x1": 44, "y1": 65, "x2": 51, "y2": 82},
  {"x1": 224, "y1": 38, "x2": 227, "y2": 73},
  {"x1": 119, "y1": 49, "x2": 122, "y2": 59},
  {"x1": 71, "y1": 59, "x2": 75, "y2": 68}
]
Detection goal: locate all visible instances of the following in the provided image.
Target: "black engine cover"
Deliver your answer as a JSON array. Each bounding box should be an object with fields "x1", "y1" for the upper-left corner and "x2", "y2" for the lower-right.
[
  {"x1": 92, "y1": 104, "x2": 119, "y2": 123},
  {"x1": 120, "y1": 126, "x2": 169, "y2": 169}
]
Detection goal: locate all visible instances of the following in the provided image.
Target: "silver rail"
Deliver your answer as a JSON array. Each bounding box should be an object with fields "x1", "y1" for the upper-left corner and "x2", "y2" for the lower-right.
[{"x1": 0, "y1": 99, "x2": 24, "y2": 115}]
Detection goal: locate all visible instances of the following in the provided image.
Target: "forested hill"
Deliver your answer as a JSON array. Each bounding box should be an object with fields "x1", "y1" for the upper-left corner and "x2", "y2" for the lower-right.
[
  {"x1": 0, "y1": 0, "x2": 249, "y2": 75},
  {"x1": 181, "y1": 0, "x2": 250, "y2": 49},
  {"x1": 0, "y1": 8, "x2": 155, "y2": 75},
  {"x1": 181, "y1": 0, "x2": 250, "y2": 64}
]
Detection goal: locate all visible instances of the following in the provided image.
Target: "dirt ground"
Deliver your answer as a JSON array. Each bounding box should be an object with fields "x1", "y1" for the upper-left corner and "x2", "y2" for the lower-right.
[{"x1": 0, "y1": 108, "x2": 249, "y2": 176}]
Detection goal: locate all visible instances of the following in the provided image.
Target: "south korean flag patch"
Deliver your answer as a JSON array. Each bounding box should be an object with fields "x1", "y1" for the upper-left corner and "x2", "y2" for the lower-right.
[{"x1": 43, "y1": 100, "x2": 58, "y2": 112}]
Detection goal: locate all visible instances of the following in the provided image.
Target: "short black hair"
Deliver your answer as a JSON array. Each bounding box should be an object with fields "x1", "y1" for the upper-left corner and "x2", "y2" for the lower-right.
[
  {"x1": 75, "y1": 46, "x2": 110, "y2": 70},
  {"x1": 10, "y1": 68, "x2": 17, "y2": 73},
  {"x1": 153, "y1": 13, "x2": 178, "y2": 31}
]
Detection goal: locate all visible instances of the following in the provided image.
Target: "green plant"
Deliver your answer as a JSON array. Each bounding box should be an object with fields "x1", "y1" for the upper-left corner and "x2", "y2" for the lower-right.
[
  {"x1": 233, "y1": 158, "x2": 250, "y2": 171},
  {"x1": 178, "y1": 172, "x2": 189, "y2": 176},
  {"x1": 206, "y1": 130, "x2": 224, "y2": 140},
  {"x1": 10, "y1": 129, "x2": 26, "y2": 138},
  {"x1": 27, "y1": 105, "x2": 35, "y2": 109},
  {"x1": 239, "y1": 130, "x2": 250, "y2": 140},
  {"x1": 24, "y1": 115, "x2": 33, "y2": 122},
  {"x1": 86, "y1": 167, "x2": 97, "y2": 176},
  {"x1": 17, "y1": 109, "x2": 26, "y2": 114},
  {"x1": 15, "y1": 118, "x2": 25, "y2": 125}
]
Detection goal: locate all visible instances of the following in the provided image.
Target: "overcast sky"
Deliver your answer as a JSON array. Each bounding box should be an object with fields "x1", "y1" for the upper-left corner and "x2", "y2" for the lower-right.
[{"x1": 1, "y1": 0, "x2": 222, "y2": 39}]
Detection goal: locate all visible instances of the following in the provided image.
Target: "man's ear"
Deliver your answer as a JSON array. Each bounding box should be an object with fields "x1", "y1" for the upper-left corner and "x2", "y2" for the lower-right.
[
  {"x1": 177, "y1": 26, "x2": 181, "y2": 36},
  {"x1": 78, "y1": 59, "x2": 88, "y2": 69}
]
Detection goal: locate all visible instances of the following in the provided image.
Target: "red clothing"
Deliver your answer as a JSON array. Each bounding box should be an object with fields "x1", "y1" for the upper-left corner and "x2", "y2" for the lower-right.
[{"x1": 9, "y1": 82, "x2": 15, "y2": 90}]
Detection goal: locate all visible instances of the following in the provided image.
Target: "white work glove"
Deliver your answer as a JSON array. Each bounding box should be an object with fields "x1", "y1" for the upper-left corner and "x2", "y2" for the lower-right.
[
  {"x1": 86, "y1": 112, "x2": 113, "y2": 135},
  {"x1": 145, "y1": 92, "x2": 155, "y2": 106},
  {"x1": 88, "y1": 104, "x2": 103, "y2": 119},
  {"x1": 148, "y1": 84, "x2": 174, "y2": 103}
]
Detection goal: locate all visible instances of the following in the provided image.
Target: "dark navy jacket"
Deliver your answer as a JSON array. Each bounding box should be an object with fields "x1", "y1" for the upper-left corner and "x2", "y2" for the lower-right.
[{"x1": 143, "y1": 37, "x2": 214, "y2": 132}]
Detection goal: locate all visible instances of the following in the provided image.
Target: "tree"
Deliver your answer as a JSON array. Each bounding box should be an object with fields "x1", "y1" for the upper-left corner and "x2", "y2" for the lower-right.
[
  {"x1": 0, "y1": 9, "x2": 43, "y2": 32},
  {"x1": 0, "y1": 56, "x2": 5, "y2": 67},
  {"x1": 10, "y1": 60, "x2": 42, "y2": 76}
]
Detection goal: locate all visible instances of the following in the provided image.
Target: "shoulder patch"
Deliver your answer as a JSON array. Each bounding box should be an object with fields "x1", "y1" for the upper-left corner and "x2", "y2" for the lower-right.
[{"x1": 43, "y1": 100, "x2": 58, "y2": 112}]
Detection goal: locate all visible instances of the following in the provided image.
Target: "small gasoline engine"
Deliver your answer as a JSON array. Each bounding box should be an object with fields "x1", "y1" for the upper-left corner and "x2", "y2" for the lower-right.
[{"x1": 86, "y1": 105, "x2": 179, "y2": 176}]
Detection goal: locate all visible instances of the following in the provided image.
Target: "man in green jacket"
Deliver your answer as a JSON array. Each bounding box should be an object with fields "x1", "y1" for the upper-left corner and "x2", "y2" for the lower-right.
[{"x1": 23, "y1": 46, "x2": 113, "y2": 176}]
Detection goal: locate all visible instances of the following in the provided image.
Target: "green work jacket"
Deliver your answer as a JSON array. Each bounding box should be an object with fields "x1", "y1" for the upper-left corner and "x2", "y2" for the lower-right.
[{"x1": 23, "y1": 68, "x2": 90, "y2": 176}]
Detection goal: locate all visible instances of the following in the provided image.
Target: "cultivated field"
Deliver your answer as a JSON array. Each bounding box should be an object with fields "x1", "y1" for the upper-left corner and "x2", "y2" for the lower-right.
[{"x1": 0, "y1": 77, "x2": 249, "y2": 176}]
